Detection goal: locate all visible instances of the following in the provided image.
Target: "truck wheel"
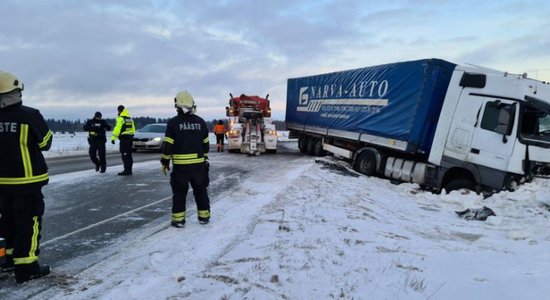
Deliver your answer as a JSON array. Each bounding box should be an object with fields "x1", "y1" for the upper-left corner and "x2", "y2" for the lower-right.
[
  {"x1": 444, "y1": 179, "x2": 475, "y2": 193},
  {"x1": 312, "y1": 139, "x2": 326, "y2": 157},
  {"x1": 298, "y1": 136, "x2": 308, "y2": 154},
  {"x1": 353, "y1": 151, "x2": 377, "y2": 176},
  {"x1": 306, "y1": 138, "x2": 316, "y2": 155}
]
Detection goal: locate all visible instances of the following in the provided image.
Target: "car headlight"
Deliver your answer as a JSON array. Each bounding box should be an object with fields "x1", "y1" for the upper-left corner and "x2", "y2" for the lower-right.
[{"x1": 153, "y1": 137, "x2": 162, "y2": 142}]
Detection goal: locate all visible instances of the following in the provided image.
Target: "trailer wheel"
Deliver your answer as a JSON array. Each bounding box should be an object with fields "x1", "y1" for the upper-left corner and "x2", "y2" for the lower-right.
[
  {"x1": 298, "y1": 136, "x2": 309, "y2": 154},
  {"x1": 444, "y1": 178, "x2": 475, "y2": 194},
  {"x1": 306, "y1": 138, "x2": 316, "y2": 155},
  {"x1": 353, "y1": 151, "x2": 377, "y2": 176},
  {"x1": 312, "y1": 139, "x2": 326, "y2": 157}
]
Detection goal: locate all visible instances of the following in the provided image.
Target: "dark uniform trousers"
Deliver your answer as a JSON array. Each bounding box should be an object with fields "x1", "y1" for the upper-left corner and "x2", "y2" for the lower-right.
[
  {"x1": 119, "y1": 135, "x2": 134, "y2": 172},
  {"x1": 0, "y1": 193, "x2": 44, "y2": 265},
  {"x1": 88, "y1": 138, "x2": 107, "y2": 168},
  {"x1": 170, "y1": 164, "x2": 210, "y2": 220}
]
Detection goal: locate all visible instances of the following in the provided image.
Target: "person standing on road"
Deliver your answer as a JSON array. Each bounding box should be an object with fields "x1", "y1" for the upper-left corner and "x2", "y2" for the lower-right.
[
  {"x1": 0, "y1": 71, "x2": 52, "y2": 283},
  {"x1": 161, "y1": 91, "x2": 211, "y2": 228},
  {"x1": 111, "y1": 105, "x2": 135, "y2": 176},
  {"x1": 83, "y1": 111, "x2": 111, "y2": 173},
  {"x1": 213, "y1": 120, "x2": 226, "y2": 152}
]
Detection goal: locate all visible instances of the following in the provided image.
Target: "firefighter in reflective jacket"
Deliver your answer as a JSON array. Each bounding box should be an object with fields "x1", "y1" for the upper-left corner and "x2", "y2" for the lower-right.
[
  {"x1": 0, "y1": 71, "x2": 52, "y2": 283},
  {"x1": 111, "y1": 105, "x2": 135, "y2": 176},
  {"x1": 161, "y1": 91, "x2": 210, "y2": 228}
]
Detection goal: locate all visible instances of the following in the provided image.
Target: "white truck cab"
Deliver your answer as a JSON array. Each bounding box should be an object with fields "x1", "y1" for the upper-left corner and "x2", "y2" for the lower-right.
[{"x1": 428, "y1": 66, "x2": 550, "y2": 191}]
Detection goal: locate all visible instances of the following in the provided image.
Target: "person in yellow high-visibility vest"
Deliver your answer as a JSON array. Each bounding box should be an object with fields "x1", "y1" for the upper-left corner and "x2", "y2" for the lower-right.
[{"x1": 111, "y1": 105, "x2": 135, "y2": 175}]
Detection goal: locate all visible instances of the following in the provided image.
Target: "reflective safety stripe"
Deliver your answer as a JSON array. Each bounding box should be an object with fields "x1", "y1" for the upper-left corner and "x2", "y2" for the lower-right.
[
  {"x1": 172, "y1": 153, "x2": 204, "y2": 165},
  {"x1": 164, "y1": 137, "x2": 174, "y2": 144},
  {"x1": 198, "y1": 210, "x2": 210, "y2": 218},
  {"x1": 172, "y1": 153, "x2": 198, "y2": 159},
  {"x1": 0, "y1": 173, "x2": 49, "y2": 185},
  {"x1": 172, "y1": 211, "x2": 186, "y2": 222},
  {"x1": 6, "y1": 248, "x2": 13, "y2": 255},
  {"x1": 19, "y1": 124, "x2": 32, "y2": 177},
  {"x1": 13, "y1": 256, "x2": 38, "y2": 265},
  {"x1": 89, "y1": 132, "x2": 98, "y2": 136},
  {"x1": 38, "y1": 130, "x2": 53, "y2": 149},
  {"x1": 172, "y1": 157, "x2": 205, "y2": 165},
  {"x1": 203, "y1": 137, "x2": 209, "y2": 143},
  {"x1": 13, "y1": 216, "x2": 40, "y2": 265},
  {"x1": 29, "y1": 216, "x2": 39, "y2": 259},
  {"x1": 161, "y1": 154, "x2": 171, "y2": 160}
]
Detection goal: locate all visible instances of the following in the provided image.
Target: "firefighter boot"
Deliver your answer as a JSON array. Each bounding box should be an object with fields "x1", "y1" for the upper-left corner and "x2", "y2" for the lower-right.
[
  {"x1": 171, "y1": 220, "x2": 185, "y2": 228},
  {"x1": 14, "y1": 262, "x2": 50, "y2": 284}
]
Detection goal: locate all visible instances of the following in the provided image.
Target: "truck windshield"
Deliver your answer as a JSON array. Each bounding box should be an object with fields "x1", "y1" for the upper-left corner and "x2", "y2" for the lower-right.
[{"x1": 520, "y1": 107, "x2": 550, "y2": 139}]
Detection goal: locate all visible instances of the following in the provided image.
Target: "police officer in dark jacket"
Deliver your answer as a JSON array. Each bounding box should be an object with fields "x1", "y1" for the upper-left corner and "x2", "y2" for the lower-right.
[
  {"x1": 83, "y1": 111, "x2": 111, "y2": 173},
  {"x1": 0, "y1": 71, "x2": 52, "y2": 283},
  {"x1": 161, "y1": 91, "x2": 210, "y2": 228}
]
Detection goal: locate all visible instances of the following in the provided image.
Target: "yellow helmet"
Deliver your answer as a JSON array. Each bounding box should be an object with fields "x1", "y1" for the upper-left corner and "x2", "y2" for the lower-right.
[
  {"x1": 0, "y1": 71, "x2": 24, "y2": 94},
  {"x1": 174, "y1": 90, "x2": 196, "y2": 113}
]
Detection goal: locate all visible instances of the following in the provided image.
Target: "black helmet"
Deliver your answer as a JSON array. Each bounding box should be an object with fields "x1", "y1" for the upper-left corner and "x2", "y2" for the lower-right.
[{"x1": 94, "y1": 111, "x2": 102, "y2": 118}]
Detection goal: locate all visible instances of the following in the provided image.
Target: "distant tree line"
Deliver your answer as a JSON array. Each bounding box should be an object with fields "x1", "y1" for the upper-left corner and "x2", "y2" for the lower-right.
[{"x1": 46, "y1": 117, "x2": 287, "y2": 133}]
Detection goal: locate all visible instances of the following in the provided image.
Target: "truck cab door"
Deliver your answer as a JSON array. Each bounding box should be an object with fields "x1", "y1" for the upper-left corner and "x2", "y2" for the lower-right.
[{"x1": 468, "y1": 99, "x2": 517, "y2": 171}]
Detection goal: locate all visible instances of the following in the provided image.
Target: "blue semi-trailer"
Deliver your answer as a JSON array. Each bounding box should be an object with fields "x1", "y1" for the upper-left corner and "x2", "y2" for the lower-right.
[{"x1": 286, "y1": 58, "x2": 550, "y2": 193}]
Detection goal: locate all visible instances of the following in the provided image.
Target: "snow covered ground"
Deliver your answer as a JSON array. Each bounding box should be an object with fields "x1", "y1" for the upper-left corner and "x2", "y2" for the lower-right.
[{"x1": 5, "y1": 136, "x2": 550, "y2": 299}]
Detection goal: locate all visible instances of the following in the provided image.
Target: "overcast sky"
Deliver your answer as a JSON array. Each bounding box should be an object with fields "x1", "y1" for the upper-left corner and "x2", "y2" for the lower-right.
[{"x1": 2, "y1": 0, "x2": 550, "y2": 121}]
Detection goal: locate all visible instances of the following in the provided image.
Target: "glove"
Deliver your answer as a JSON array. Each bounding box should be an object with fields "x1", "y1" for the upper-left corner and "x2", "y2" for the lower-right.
[
  {"x1": 111, "y1": 140, "x2": 115, "y2": 145},
  {"x1": 161, "y1": 164, "x2": 170, "y2": 175}
]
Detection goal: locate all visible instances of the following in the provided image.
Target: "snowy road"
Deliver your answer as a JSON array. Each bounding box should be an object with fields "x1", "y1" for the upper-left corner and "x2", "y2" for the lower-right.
[
  {"x1": 45, "y1": 152, "x2": 161, "y2": 175},
  {"x1": 0, "y1": 142, "x2": 304, "y2": 298},
  {"x1": 38, "y1": 146, "x2": 252, "y2": 271}
]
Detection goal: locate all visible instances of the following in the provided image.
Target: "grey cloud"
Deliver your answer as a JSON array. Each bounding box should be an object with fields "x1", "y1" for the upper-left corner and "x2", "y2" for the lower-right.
[{"x1": 2, "y1": 0, "x2": 550, "y2": 121}]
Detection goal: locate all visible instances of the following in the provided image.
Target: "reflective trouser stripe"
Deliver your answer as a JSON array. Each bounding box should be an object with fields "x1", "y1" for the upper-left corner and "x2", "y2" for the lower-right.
[
  {"x1": 13, "y1": 216, "x2": 39, "y2": 265},
  {"x1": 6, "y1": 248, "x2": 13, "y2": 255},
  {"x1": 198, "y1": 210, "x2": 210, "y2": 219},
  {"x1": 172, "y1": 211, "x2": 186, "y2": 222}
]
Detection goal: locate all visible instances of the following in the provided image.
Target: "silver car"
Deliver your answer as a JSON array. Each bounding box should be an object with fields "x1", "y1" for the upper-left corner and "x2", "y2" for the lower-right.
[{"x1": 132, "y1": 123, "x2": 167, "y2": 152}]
